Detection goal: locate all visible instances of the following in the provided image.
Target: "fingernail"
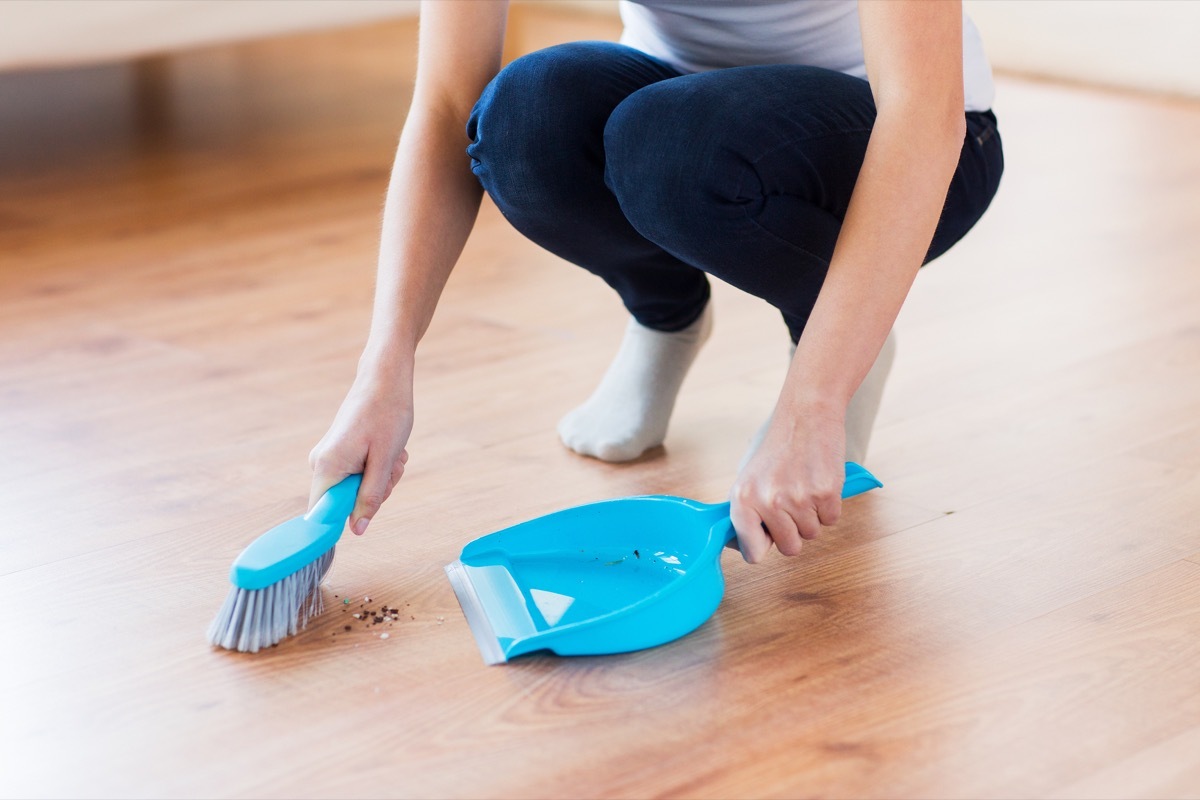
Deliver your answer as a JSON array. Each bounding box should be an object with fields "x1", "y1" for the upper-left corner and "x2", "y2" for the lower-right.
[{"x1": 353, "y1": 517, "x2": 370, "y2": 536}]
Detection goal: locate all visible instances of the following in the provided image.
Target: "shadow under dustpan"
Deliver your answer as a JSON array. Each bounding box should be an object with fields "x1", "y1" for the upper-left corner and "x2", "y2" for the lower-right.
[{"x1": 445, "y1": 462, "x2": 882, "y2": 665}]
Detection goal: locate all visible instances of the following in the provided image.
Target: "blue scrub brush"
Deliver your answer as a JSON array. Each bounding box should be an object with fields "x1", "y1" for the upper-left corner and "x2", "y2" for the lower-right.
[{"x1": 208, "y1": 474, "x2": 361, "y2": 653}]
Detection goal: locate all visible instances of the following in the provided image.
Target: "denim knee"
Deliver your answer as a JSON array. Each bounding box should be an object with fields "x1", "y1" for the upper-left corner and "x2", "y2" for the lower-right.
[
  {"x1": 602, "y1": 81, "x2": 742, "y2": 254},
  {"x1": 467, "y1": 41, "x2": 633, "y2": 214}
]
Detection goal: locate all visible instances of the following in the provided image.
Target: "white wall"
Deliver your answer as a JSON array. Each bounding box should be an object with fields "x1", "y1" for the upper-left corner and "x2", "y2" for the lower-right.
[
  {"x1": 965, "y1": 0, "x2": 1200, "y2": 99},
  {"x1": 0, "y1": 0, "x2": 419, "y2": 72}
]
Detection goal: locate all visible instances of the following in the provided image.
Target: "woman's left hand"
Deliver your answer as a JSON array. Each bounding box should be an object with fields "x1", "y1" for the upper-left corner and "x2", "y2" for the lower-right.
[{"x1": 729, "y1": 408, "x2": 847, "y2": 563}]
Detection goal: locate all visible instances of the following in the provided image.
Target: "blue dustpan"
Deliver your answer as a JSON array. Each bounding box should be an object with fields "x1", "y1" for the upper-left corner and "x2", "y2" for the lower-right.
[{"x1": 445, "y1": 462, "x2": 881, "y2": 665}]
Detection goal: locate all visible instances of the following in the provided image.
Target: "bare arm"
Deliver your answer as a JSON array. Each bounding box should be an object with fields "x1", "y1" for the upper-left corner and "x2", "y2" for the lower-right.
[
  {"x1": 309, "y1": 0, "x2": 509, "y2": 532},
  {"x1": 731, "y1": 0, "x2": 967, "y2": 561},
  {"x1": 366, "y1": 0, "x2": 509, "y2": 357}
]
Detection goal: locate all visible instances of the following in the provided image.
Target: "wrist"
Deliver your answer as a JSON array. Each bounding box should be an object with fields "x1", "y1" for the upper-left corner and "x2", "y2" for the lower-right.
[
  {"x1": 776, "y1": 393, "x2": 848, "y2": 425},
  {"x1": 784, "y1": 342, "x2": 860, "y2": 419},
  {"x1": 358, "y1": 338, "x2": 416, "y2": 386}
]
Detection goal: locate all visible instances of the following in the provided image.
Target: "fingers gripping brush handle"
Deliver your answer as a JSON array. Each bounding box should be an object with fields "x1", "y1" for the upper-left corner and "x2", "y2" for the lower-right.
[{"x1": 209, "y1": 474, "x2": 361, "y2": 653}]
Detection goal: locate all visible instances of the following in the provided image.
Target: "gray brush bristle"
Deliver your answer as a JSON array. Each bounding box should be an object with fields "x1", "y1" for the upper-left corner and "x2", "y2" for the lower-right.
[{"x1": 207, "y1": 547, "x2": 335, "y2": 653}]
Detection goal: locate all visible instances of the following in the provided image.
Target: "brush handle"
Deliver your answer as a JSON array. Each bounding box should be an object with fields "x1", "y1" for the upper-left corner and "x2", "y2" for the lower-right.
[
  {"x1": 716, "y1": 461, "x2": 882, "y2": 545},
  {"x1": 306, "y1": 473, "x2": 362, "y2": 527},
  {"x1": 229, "y1": 474, "x2": 362, "y2": 591}
]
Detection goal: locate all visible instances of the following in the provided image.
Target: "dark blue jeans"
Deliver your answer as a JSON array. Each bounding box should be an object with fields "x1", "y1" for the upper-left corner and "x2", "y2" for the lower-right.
[{"x1": 467, "y1": 41, "x2": 1003, "y2": 342}]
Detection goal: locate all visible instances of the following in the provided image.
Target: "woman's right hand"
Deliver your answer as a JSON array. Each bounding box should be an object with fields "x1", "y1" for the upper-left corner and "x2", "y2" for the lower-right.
[{"x1": 308, "y1": 360, "x2": 414, "y2": 537}]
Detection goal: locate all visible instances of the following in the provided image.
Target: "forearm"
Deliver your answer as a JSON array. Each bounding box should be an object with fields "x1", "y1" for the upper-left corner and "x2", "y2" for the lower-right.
[
  {"x1": 359, "y1": 0, "x2": 508, "y2": 379},
  {"x1": 362, "y1": 105, "x2": 485, "y2": 379},
  {"x1": 731, "y1": 0, "x2": 967, "y2": 559},
  {"x1": 781, "y1": 108, "x2": 965, "y2": 419}
]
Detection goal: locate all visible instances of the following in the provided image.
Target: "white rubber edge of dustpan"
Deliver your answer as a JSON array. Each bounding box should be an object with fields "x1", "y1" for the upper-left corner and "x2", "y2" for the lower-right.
[{"x1": 444, "y1": 560, "x2": 507, "y2": 666}]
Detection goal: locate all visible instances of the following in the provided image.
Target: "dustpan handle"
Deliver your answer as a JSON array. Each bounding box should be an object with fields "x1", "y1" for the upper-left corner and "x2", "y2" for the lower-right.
[{"x1": 842, "y1": 462, "x2": 884, "y2": 498}]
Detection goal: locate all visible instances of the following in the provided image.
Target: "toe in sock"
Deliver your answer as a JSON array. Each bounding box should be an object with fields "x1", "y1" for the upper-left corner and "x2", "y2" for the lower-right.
[{"x1": 558, "y1": 304, "x2": 712, "y2": 462}]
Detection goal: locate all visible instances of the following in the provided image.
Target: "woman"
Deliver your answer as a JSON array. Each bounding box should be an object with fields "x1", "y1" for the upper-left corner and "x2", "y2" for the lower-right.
[{"x1": 307, "y1": 0, "x2": 1003, "y2": 563}]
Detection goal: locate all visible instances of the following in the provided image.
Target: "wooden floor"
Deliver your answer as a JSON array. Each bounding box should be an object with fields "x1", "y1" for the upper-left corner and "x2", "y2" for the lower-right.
[{"x1": 3, "y1": 7, "x2": 1199, "y2": 799}]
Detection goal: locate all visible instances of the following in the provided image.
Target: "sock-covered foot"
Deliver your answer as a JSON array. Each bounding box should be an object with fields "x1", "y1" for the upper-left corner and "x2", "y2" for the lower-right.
[
  {"x1": 845, "y1": 328, "x2": 896, "y2": 464},
  {"x1": 558, "y1": 303, "x2": 712, "y2": 462},
  {"x1": 738, "y1": 329, "x2": 897, "y2": 472}
]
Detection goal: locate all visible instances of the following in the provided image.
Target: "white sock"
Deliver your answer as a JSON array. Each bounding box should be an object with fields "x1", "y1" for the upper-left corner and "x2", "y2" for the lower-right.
[
  {"x1": 844, "y1": 328, "x2": 896, "y2": 464},
  {"x1": 558, "y1": 303, "x2": 713, "y2": 462},
  {"x1": 739, "y1": 329, "x2": 897, "y2": 471}
]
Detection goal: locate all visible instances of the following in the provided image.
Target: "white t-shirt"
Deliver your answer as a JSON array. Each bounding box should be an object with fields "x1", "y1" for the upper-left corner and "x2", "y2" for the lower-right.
[{"x1": 619, "y1": 0, "x2": 995, "y2": 112}]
